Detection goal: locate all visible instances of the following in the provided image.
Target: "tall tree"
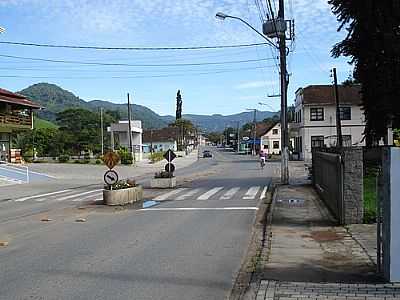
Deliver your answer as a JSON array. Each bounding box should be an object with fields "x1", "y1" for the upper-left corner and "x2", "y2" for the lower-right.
[
  {"x1": 329, "y1": 0, "x2": 400, "y2": 141},
  {"x1": 176, "y1": 90, "x2": 183, "y2": 120}
]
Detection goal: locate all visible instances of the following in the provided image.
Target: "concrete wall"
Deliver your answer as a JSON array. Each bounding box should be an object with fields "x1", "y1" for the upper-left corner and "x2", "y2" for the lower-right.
[
  {"x1": 312, "y1": 147, "x2": 364, "y2": 224},
  {"x1": 381, "y1": 147, "x2": 400, "y2": 282}
]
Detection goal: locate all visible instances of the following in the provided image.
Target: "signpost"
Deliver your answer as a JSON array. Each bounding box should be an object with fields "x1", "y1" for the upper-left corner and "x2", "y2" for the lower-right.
[
  {"x1": 102, "y1": 151, "x2": 120, "y2": 189},
  {"x1": 163, "y1": 149, "x2": 176, "y2": 177},
  {"x1": 104, "y1": 170, "x2": 119, "y2": 186}
]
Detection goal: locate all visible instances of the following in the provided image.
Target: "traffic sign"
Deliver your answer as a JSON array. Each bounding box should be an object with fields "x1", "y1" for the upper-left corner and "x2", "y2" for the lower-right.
[
  {"x1": 163, "y1": 149, "x2": 176, "y2": 162},
  {"x1": 242, "y1": 137, "x2": 250, "y2": 141},
  {"x1": 165, "y1": 163, "x2": 175, "y2": 173},
  {"x1": 102, "y1": 151, "x2": 120, "y2": 169},
  {"x1": 104, "y1": 169, "x2": 119, "y2": 185}
]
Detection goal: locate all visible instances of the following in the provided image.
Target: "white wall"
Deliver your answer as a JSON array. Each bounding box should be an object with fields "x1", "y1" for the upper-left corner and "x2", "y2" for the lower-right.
[
  {"x1": 294, "y1": 94, "x2": 366, "y2": 161},
  {"x1": 261, "y1": 123, "x2": 281, "y2": 154}
]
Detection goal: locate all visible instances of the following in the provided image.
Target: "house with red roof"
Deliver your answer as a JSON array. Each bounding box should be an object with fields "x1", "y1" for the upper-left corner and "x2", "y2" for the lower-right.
[{"x1": 0, "y1": 88, "x2": 41, "y2": 162}]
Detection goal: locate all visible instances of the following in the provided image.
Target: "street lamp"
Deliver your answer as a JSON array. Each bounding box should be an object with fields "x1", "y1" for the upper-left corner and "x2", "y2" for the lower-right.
[
  {"x1": 246, "y1": 108, "x2": 257, "y2": 156},
  {"x1": 0, "y1": 27, "x2": 5, "y2": 34},
  {"x1": 215, "y1": 12, "x2": 278, "y2": 49},
  {"x1": 216, "y1": 10, "x2": 290, "y2": 184},
  {"x1": 258, "y1": 101, "x2": 276, "y2": 112}
]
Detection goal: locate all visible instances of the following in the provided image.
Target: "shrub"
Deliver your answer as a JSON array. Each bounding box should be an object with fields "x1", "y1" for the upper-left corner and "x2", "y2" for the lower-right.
[
  {"x1": 118, "y1": 149, "x2": 133, "y2": 165},
  {"x1": 95, "y1": 159, "x2": 102, "y2": 164},
  {"x1": 58, "y1": 154, "x2": 70, "y2": 163},
  {"x1": 74, "y1": 160, "x2": 80, "y2": 164},
  {"x1": 82, "y1": 159, "x2": 90, "y2": 164},
  {"x1": 149, "y1": 151, "x2": 164, "y2": 163}
]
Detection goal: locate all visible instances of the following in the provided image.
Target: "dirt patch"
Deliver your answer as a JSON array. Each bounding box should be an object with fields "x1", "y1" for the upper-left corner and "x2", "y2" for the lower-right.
[{"x1": 310, "y1": 230, "x2": 342, "y2": 242}]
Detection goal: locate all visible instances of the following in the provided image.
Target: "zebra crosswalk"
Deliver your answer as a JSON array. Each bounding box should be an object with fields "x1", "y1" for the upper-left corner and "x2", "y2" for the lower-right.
[
  {"x1": 11, "y1": 185, "x2": 269, "y2": 204},
  {"x1": 152, "y1": 185, "x2": 268, "y2": 201},
  {"x1": 13, "y1": 189, "x2": 103, "y2": 203}
]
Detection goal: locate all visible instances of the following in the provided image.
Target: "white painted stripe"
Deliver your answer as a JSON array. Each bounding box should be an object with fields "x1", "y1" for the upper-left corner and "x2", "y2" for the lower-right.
[
  {"x1": 14, "y1": 189, "x2": 72, "y2": 202},
  {"x1": 153, "y1": 188, "x2": 187, "y2": 201},
  {"x1": 27, "y1": 170, "x2": 57, "y2": 179},
  {"x1": 197, "y1": 187, "x2": 224, "y2": 200},
  {"x1": 140, "y1": 207, "x2": 259, "y2": 212},
  {"x1": 220, "y1": 187, "x2": 240, "y2": 200},
  {"x1": 260, "y1": 185, "x2": 269, "y2": 200},
  {"x1": 176, "y1": 188, "x2": 201, "y2": 200},
  {"x1": 0, "y1": 165, "x2": 56, "y2": 179},
  {"x1": 243, "y1": 186, "x2": 261, "y2": 200},
  {"x1": 73, "y1": 192, "x2": 103, "y2": 202},
  {"x1": 55, "y1": 189, "x2": 102, "y2": 202}
]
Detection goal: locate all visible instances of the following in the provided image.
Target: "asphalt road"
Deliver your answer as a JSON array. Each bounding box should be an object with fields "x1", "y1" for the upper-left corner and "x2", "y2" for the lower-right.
[{"x1": 0, "y1": 148, "x2": 275, "y2": 300}]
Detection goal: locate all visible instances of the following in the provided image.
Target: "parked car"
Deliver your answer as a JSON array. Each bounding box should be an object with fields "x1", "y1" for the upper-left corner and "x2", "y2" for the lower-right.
[{"x1": 203, "y1": 150, "x2": 212, "y2": 158}]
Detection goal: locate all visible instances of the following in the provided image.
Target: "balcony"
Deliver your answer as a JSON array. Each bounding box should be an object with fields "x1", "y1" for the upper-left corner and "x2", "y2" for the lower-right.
[{"x1": 0, "y1": 112, "x2": 32, "y2": 130}]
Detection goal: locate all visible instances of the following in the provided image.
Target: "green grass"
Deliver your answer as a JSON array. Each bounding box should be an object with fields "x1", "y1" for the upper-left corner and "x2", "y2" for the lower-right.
[
  {"x1": 149, "y1": 151, "x2": 164, "y2": 163},
  {"x1": 363, "y1": 170, "x2": 378, "y2": 223},
  {"x1": 34, "y1": 117, "x2": 58, "y2": 129}
]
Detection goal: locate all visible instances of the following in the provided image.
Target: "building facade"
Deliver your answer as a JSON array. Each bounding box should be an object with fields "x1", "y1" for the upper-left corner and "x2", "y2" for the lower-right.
[
  {"x1": 292, "y1": 85, "x2": 365, "y2": 161},
  {"x1": 0, "y1": 88, "x2": 40, "y2": 162},
  {"x1": 142, "y1": 127, "x2": 178, "y2": 153},
  {"x1": 107, "y1": 120, "x2": 143, "y2": 161},
  {"x1": 260, "y1": 123, "x2": 281, "y2": 155}
]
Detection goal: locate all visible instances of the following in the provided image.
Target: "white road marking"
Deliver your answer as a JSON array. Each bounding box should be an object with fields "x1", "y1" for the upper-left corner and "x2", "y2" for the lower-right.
[
  {"x1": 197, "y1": 187, "x2": 224, "y2": 200},
  {"x1": 243, "y1": 186, "x2": 261, "y2": 200},
  {"x1": 176, "y1": 188, "x2": 201, "y2": 200},
  {"x1": 220, "y1": 187, "x2": 240, "y2": 200},
  {"x1": 73, "y1": 192, "x2": 103, "y2": 202},
  {"x1": 55, "y1": 189, "x2": 103, "y2": 202},
  {"x1": 0, "y1": 165, "x2": 56, "y2": 179},
  {"x1": 260, "y1": 185, "x2": 269, "y2": 200},
  {"x1": 140, "y1": 207, "x2": 259, "y2": 212},
  {"x1": 154, "y1": 188, "x2": 188, "y2": 201},
  {"x1": 14, "y1": 189, "x2": 72, "y2": 202}
]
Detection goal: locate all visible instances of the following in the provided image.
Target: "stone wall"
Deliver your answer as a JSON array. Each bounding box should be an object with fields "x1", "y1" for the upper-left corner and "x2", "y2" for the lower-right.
[{"x1": 341, "y1": 147, "x2": 364, "y2": 224}]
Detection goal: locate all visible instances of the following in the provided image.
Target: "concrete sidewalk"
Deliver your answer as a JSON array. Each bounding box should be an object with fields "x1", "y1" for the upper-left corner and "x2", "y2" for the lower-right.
[{"x1": 255, "y1": 183, "x2": 395, "y2": 299}]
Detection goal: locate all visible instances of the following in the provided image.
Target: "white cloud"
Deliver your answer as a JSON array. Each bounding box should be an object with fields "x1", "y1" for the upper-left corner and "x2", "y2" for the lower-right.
[{"x1": 235, "y1": 80, "x2": 278, "y2": 89}]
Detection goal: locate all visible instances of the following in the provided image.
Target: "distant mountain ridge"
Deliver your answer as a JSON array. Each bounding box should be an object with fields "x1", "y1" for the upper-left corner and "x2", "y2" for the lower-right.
[{"x1": 18, "y1": 83, "x2": 278, "y2": 132}]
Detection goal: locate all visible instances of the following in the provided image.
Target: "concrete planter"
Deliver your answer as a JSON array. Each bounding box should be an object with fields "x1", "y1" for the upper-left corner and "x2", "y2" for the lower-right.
[
  {"x1": 103, "y1": 186, "x2": 143, "y2": 206},
  {"x1": 150, "y1": 177, "x2": 177, "y2": 189}
]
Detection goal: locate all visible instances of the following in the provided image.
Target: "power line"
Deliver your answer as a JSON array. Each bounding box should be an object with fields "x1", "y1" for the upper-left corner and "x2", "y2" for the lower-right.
[
  {"x1": 0, "y1": 54, "x2": 275, "y2": 67},
  {"x1": 0, "y1": 41, "x2": 270, "y2": 51},
  {"x1": 0, "y1": 65, "x2": 277, "y2": 80}
]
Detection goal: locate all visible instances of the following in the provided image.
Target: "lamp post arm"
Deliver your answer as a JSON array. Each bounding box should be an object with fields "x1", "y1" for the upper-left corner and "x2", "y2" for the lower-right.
[{"x1": 226, "y1": 16, "x2": 278, "y2": 49}]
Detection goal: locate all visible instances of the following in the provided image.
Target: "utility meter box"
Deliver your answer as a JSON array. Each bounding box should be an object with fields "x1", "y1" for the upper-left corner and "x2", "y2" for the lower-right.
[{"x1": 263, "y1": 18, "x2": 287, "y2": 38}]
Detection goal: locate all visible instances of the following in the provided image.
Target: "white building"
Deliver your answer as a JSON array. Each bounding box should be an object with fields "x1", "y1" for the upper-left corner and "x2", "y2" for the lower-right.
[
  {"x1": 292, "y1": 85, "x2": 365, "y2": 161},
  {"x1": 107, "y1": 120, "x2": 143, "y2": 161},
  {"x1": 142, "y1": 127, "x2": 178, "y2": 153},
  {"x1": 261, "y1": 123, "x2": 282, "y2": 155}
]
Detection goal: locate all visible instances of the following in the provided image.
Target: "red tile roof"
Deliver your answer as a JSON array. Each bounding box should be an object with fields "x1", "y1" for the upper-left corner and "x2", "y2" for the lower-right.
[
  {"x1": 0, "y1": 88, "x2": 41, "y2": 108},
  {"x1": 300, "y1": 85, "x2": 362, "y2": 106}
]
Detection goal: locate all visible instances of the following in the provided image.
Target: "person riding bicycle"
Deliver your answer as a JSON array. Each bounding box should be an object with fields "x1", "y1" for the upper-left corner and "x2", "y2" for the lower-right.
[{"x1": 259, "y1": 149, "x2": 267, "y2": 168}]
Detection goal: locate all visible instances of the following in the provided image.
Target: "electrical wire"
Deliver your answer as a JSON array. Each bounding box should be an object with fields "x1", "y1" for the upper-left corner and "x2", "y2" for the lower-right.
[
  {"x1": 0, "y1": 65, "x2": 277, "y2": 80},
  {"x1": 0, "y1": 41, "x2": 270, "y2": 51},
  {"x1": 0, "y1": 54, "x2": 275, "y2": 67}
]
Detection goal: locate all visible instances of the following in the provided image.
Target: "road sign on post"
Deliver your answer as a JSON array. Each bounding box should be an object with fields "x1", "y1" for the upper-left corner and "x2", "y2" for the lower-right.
[
  {"x1": 163, "y1": 149, "x2": 176, "y2": 162},
  {"x1": 165, "y1": 163, "x2": 176, "y2": 173},
  {"x1": 104, "y1": 170, "x2": 119, "y2": 185},
  {"x1": 102, "y1": 151, "x2": 120, "y2": 169}
]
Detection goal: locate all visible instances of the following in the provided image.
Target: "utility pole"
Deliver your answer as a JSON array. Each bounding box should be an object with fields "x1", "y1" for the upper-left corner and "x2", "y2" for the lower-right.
[
  {"x1": 252, "y1": 109, "x2": 257, "y2": 156},
  {"x1": 127, "y1": 93, "x2": 134, "y2": 164},
  {"x1": 237, "y1": 121, "x2": 240, "y2": 152},
  {"x1": 332, "y1": 67, "x2": 343, "y2": 148},
  {"x1": 279, "y1": 0, "x2": 289, "y2": 184},
  {"x1": 100, "y1": 107, "x2": 104, "y2": 156}
]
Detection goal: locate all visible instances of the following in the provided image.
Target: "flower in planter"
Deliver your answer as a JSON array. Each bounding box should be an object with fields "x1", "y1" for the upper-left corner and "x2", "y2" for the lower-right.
[{"x1": 104, "y1": 179, "x2": 137, "y2": 190}]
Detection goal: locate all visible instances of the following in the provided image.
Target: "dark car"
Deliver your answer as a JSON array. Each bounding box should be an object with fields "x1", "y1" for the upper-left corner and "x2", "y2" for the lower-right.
[{"x1": 203, "y1": 150, "x2": 212, "y2": 158}]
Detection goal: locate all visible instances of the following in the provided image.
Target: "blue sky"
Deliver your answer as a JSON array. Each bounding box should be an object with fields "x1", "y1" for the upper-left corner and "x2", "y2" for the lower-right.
[{"x1": 0, "y1": 0, "x2": 352, "y2": 116}]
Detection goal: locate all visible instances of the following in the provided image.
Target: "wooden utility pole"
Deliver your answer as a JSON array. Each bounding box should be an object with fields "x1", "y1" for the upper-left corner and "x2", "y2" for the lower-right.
[
  {"x1": 332, "y1": 68, "x2": 343, "y2": 148},
  {"x1": 127, "y1": 93, "x2": 134, "y2": 163},
  {"x1": 279, "y1": 0, "x2": 289, "y2": 184}
]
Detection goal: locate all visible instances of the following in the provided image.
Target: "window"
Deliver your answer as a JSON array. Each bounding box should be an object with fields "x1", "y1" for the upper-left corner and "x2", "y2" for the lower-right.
[
  {"x1": 273, "y1": 141, "x2": 280, "y2": 149},
  {"x1": 311, "y1": 136, "x2": 324, "y2": 148},
  {"x1": 272, "y1": 129, "x2": 278, "y2": 135},
  {"x1": 310, "y1": 107, "x2": 324, "y2": 121},
  {"x1": 339, "y1": 107, "x2": 351, "y2": 120},
  {"x1": 264, "y1": 145, "x2": 268, "y2": 149},
  {"x1": 343, "y1": 135, "x2": 352, "y2": 146}
]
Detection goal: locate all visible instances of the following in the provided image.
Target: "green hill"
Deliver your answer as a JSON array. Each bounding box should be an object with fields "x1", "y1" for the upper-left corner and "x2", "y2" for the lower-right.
[
  {"x1": 19, "y1": 83, "x2": 168, "y2": 129},
  {"x1": 34, "y1": 117, "x2": 58, "y2": 129}
]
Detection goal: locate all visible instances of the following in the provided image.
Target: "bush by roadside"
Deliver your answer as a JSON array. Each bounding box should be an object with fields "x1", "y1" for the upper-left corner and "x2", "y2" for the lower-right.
[{"x1": 149, "y1": 151, "x2": 164, "y2": 163}]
